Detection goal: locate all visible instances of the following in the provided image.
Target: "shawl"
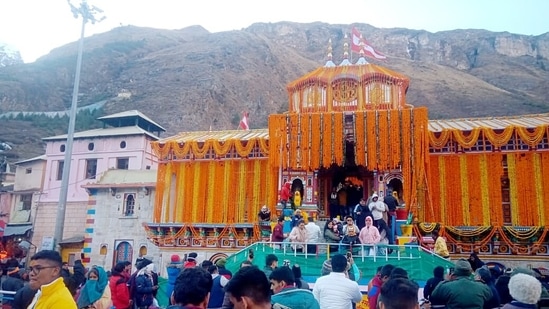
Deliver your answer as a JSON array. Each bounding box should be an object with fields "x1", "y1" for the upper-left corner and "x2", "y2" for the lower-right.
[{"x1": 77, "y1": 266, "x2": 108, "y2": 308}]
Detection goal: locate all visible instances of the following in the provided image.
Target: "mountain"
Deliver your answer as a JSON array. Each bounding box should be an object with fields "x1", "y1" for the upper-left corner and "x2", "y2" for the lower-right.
[
  {"x1": 0, "y1": 22, "x2": 548, "y2": 161},
  {"x1": 0, "y1": 41, "x2": 23, "y2": 67}
]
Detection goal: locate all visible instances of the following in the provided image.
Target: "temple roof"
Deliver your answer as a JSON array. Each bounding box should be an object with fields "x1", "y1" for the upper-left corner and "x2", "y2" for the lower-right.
[
  {"x1": 287, "y1": 63, "x2": 409, "y2": 91},
  {"x1": 98, "y1": 110, "x2": 166, "y2": 133},
  {"x1": 428, "y1": 113, "x2": 549, "y2": 132},
  {"x1": 158, "y1": 129, "x2": 269, "y2": 144},
  {"x1": 42, "y1": 126, "x2": 159, "y2": 141}
]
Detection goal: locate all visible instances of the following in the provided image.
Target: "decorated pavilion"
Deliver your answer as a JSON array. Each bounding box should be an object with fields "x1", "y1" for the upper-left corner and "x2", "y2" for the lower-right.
[{"x1": 147, "y1": 43, "x2": 549, "y2": 257}]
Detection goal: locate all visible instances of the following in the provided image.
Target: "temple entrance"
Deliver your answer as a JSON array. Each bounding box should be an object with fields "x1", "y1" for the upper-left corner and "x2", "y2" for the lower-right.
[
  {"x1": 387, "y1": 177, "x2": 404, "y2": 205},
  {"x1": 318, "y1": 165, "x2": 373, "y2": 219}
]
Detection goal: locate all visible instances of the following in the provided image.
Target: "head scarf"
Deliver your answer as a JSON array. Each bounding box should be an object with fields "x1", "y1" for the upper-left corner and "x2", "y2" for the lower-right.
[{"x1": 77, "y1": 266, "x2": 108, "y2": 308}]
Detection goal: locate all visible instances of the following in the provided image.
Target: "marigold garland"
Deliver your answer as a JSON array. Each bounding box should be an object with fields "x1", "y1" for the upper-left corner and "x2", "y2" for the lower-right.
[
  {"x1": 151, "y1": 142, "x2": 171, "y2": 160},
  {"x1": 191, "y1": 140, "x2": 212, "y2": 159},
  {"x1": 378, "y1": 111, "x2": 389, "y2": 170},
  {"x1": 355, "y1": 112, "x2": 366, "y2": 166},
  {"x1": 390, "y1": 109, "x2": 401, "y2": 168},
  {"x1": 310, "y1": 113, "x2": 322, "y2": 168},
  {"x1": 453, "y1": 128, "x2": 481, "y2": 149},
  {"x1": 400, "y1": 110, "x2": 412, "y2": 210},
  {"x1": 478, "y1": 155, "x2": 491, "y2": 226},
  {"x1": 533, "y1": 154, "x2": 544, "y2": 225},
  {"x1": 322, "y1": 113, "x2": 333, "y2": 167},
  {"x1": 445, "y1": 226, "x2": 491, "y2": 237},
  {"x1": 516, "y1": 125, "x2": 547, "y2": 147},
  {"x1": 206, "y1": 160, "x2": 217, "y2": 222},
  {"x1": 333, "y1": 112, "x2": 345, "y2": 166},
  {"x1": 211, "y1": 140, "x2": 234, "y2": 156},
  {"x1": 172, "y1": 142, "x2": 191, "y2": 158},
  {"x1": 540, "y1": 153, "x2": 549, "y2": 225},
  {"x1": 366, "y1": 111, "x2": 377, "y2": 169},
  {"x1": 428, "y1": 130, "x2": 451, "y2": 149},
  {"x1": 507, "y1": 154, "x2": 520, "y2": 225},
  {"x1": 300, "y1": 114, "x2": 310, "y2": 170},
  {"x1": 175, "y1": 162, "x2": 186, "y2": 221},
  {"x1": 459, "y1": 156, "x2": 470, "y2": 225},
  {"x1": 289, "y1": 114, "x2": 299, "y2": 169}
]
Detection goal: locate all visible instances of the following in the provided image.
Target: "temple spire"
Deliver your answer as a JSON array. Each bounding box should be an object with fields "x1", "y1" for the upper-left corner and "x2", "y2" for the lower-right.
[
  {"x1": 325, "y1": 38, "x2": 335, "y2": 67},
  {"x1": 356, "y1": 47, "x2": 369, "y2": 65},
  {"x1": 340, "y1": 33, "x2": 352, "y2": 66}
]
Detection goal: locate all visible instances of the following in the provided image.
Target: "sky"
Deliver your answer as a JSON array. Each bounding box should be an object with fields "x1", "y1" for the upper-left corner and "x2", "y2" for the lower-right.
[{"x1": 1, "y1": 0, "x2": 549, "y2": 63}]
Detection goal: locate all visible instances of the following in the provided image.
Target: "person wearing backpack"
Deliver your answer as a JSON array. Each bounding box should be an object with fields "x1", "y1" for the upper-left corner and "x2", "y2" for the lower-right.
[{"x1": 109, "y1": 262, "x2": 131, "y2": 309}]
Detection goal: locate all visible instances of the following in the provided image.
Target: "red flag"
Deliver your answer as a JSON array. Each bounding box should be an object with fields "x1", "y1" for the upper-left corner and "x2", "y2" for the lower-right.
[
  {"x1": 239, "y1": 112, "x2": 249, "y2": 130},
  {"x1": 351, "y1": 27, "x2": 387, "y2": 60}
]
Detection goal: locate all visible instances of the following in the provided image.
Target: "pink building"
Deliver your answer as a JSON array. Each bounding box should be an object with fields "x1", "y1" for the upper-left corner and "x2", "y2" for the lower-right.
[{"x1": 31, "y1": 110, "x2": 164, "y2": 261}]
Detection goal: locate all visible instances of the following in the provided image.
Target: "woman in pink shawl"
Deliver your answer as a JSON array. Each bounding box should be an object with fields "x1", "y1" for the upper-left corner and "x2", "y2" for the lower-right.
[{"x1": 358, "y1": 216, "x2": 380, "y2": 256}]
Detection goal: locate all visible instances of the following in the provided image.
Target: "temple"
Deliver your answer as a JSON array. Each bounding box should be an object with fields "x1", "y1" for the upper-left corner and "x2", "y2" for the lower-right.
[{"x1": 147, "y1": 40, "x2": 549, "y2": 257}]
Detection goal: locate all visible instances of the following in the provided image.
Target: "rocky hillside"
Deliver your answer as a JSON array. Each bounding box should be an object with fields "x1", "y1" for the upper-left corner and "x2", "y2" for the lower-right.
[{"x1": 0, "y1": 22, "x2": 548, "y2": 161}]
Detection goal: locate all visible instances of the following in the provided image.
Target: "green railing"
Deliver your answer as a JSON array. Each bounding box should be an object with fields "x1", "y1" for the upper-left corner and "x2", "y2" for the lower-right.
[{"x1": 224, "y1": 242, "x2": 454, "y2": 286}]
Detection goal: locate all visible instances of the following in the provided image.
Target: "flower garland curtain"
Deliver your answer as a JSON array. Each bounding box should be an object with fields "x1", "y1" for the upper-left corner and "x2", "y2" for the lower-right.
[
  {"x1": 152, "y1": 158, "x2": 277, "y2": 224},
  {"x1": 423, "y1": 151, "x2": 549, "y2": 228},
  {"x1": 268, "y1": 108, "x2": 428, "y2": 213},
  {"x1": 506, "y1": 152, "x2": 549, "y2": 226},
  {"x1": 427, "y1": 154, "x2": 494, "y2": 226}
]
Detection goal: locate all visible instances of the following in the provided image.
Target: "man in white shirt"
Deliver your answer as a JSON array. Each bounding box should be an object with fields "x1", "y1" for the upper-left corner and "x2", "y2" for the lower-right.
[
  {"x1": 305, "y1": 217, "x2": 322, "y2": 254},
  {"x1": 312, "y1": 254, "x2": 362, "y2": 309}
]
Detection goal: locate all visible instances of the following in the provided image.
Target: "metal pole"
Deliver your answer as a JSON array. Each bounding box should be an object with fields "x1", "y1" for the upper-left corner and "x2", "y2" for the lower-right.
[{"x1": 54, "y1": 11, "x2": 87, "y2": 252}]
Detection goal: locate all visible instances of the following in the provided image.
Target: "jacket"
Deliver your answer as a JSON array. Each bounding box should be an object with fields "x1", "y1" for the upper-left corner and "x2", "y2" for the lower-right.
[
  {"x1": 324, "y1": 228, "x2": 340, "y2": 243},
  {"x1": 2, "y1": 276, "x2": 25, "y2": 293},
  {"x1": 368, "y1": 275, "x2": 383, "y2": 309},
  {"x1": 64, "y1": 260, "x2": 87, "y2": 296},
  {"x1": 208, "y1": 275, "x2": 226, "y2": 308},
  {"x1": 313, "y1": 272, "x2": 362, "y2": 309},
  {"x1": 358, "y1": 225, "x2": 381, "y2": 245},
  {"x1": 430, "y1": 276, "x2": 492, "y2": 309},
  {"x1": 423, "y1": 277, "x2": 444, "y2": 300},
  {"x1": 31, "y1": 277, "x2": 77, "y2": 309},
  {"x1": 134, "y1": 274, "x2": 155, "y2": 307},
  {"x1": 12, "y1": 285, "x2": 37, "y2": 309},
  {"x1": 166, "y1": 265, "x2": 181, "y2": 302},
  {"x1": 272, "y1": 287, "x2": 320, "y2": 309},
  {"x1": 272, "y1": 223, "x2": 285, "y2": 243},
  {"x1": 109, "y1": 273, "x2": 131, "y2": 309}
]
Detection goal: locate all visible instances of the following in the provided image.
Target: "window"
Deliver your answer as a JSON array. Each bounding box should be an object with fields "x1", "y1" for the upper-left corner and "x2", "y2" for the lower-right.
[
  {"x1": 60, "y1": 144, "x2": 65, "y2": 152},
  {"x1": 88, "y1": 142, "x2": 95, "y2": 151},
  {"x1": 56, "y1": 161, "x2": 64, "y2": 181},
  {"x1": 120, "y1": 141, "x2": 126, "y2": 149},
  {"x1": 25, "y1": 168, "x2": 32, "y2": 174},
  {"x1": 124, "y1": 193, "x2": 135, "y2": 216},
  {"x1": 20, "y1": 194, "x2": 32, "y2": 210},
  {"x1": 86, "y1": 159, "x2": 97, "y2": 179},
  {"x1": 117, "y1": 158, "x2": 129, "y2": 170}
]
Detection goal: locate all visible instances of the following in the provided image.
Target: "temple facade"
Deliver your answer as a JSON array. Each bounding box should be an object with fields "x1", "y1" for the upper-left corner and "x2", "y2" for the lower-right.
[{"x1": 148, "y1": 46, "x2": 549, "y2": 257}]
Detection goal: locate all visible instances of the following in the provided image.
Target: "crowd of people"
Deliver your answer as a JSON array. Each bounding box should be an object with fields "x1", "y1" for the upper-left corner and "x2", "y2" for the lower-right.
[
  {"x1": 264, "y1": 190, "x2": 400, "y2": 256},
  {"x1": 4, "y1": 248, "x2": 548, "y2": 309}
]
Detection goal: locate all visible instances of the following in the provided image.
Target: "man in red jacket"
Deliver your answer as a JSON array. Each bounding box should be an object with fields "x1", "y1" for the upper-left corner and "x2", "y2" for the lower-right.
[{"x1": 280, "y1": 182, "x2": 292, "y2": 209}]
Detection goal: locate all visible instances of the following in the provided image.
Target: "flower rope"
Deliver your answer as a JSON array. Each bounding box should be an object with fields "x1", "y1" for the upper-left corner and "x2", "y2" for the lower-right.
[
  {"x1": 428, "y1": 129, "x2": 451, "y2": 149},
  {"x1": 482, "y1": 126, "x2": 514, "y2": 148},
  {"x1": 516, "y1": 125, "x2": 547, "y2": 147},
  {"x1": 453, "y1": 128, "x2": 481, "y2": 148}
]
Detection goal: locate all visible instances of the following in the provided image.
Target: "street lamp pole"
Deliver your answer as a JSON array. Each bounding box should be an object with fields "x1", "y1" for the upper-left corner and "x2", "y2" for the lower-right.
[{"x1": 54, "y1": 0, "x2": 104, "y2": 252}]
